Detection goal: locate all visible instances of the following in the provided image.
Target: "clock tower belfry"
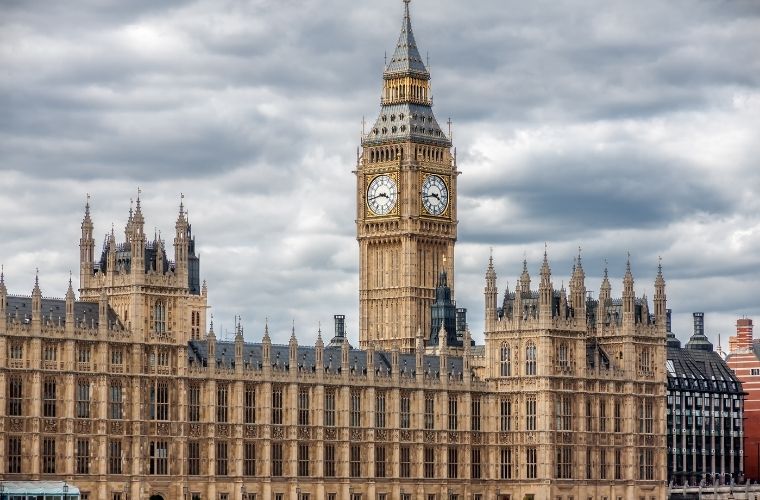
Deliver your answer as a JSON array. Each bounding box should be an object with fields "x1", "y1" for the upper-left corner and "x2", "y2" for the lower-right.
[{"x1": 357, "y1": 0, "x2": 457, "y2": 352}]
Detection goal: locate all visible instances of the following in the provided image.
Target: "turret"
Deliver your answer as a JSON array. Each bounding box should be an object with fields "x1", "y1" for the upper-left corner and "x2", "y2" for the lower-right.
[
  {"x1": 234, "y1": 318, "x2": 244, "y2": 370},
  {"x1": 107, "y1": 228, "x2": 117, "y2": 278},
  {"x1": 366, "y1": 342, "x2": 375, "y2": 381},
  {"x1": 463, "y1": 328, "x2": 472, "y2": 383},
  {"x1": 391, "y1": 346, "x2": 400, "y2": 380},
  {"x1": 438, "y1": 323, "x2": 447, "y2": 381},
  {"x1": 341, "y1": 336, "x2": 350, "y2": 375},
  {"x1": 622, "y1": 255, "x2": 635, "y2": 328},
  {"x1": 653, "y1": 259, "x2": 667, "y2": 329},
  {"x1": 570, "y1": 248, "x2": 586, "y2": 321},
  {"x1": 484, "y1": 252, "x2": 497, "y2": 327},
  {"x1": 289, "y1": 323, "x2": 298, "y2": 373},
  {"x1": 174, "y1": 194, "x2": 189, "y2": 287},
  {"x1": 130, "y1": 190, "x2": 145, "y2": 278},
  {"x1": 315, "y1": 326, "x2": 324, "y2": 372},
  {"x1": 520, "y1": 258, "x2": 531, "y2": 295},
  {"x1": 597, "y1": 263, "x2": 611, "y2": 330},
  {"x1": 31, "y1": 271, "x2": 42, "y2": 333},
  {"x1": 79, "y1": 195, "x2": 95, "y2": 287},
  {"x1": 514, "y1": 278, "x2": 523, "y2": 322},
  {"x1": 207, "y1": 318, "x2": 217, "y2": 369},
  {"x1": 538, "y1": 248, "x2": 552, "y2": 324},
  {"x1": 262, "y1": 320, "x2": 272, "y2": 374},
  {"x1": 63, "y1": 274, "x2": 74, "y2": 333},
  {"x1": 0, "y1": 266, "x2": 7, "y2": 332},
  {"x1": 98, "y1": 288, "x2": 108, "y2": 336}
]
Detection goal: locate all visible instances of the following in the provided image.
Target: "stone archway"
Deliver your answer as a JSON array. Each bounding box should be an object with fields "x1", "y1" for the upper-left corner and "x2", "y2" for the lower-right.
[{"x1": 149, "y1": 495, "x2": 165, "y2": 500}]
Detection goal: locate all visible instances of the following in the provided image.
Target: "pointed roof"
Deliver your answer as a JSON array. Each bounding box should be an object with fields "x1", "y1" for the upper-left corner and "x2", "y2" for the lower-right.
[{"x1": 385, "y1": 0, "x2": 429, "y2": 78}]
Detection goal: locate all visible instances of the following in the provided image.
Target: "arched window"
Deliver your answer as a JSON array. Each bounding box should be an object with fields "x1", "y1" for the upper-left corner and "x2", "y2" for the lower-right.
[
  {"x1": 557, "y1": 342, "x2": 569, "y2": 369},
  {"x1": 500, "y1": 344, "x2": 511, "y2": 377},
  {"x1": 526, "y1": 343, "x2": 537, "y2": 376},
  {"x1": 154, "y1": 301, "x2": 166, "y2": 334},
  {"x1": 639, "y1": 348, "x2": 652, "y2": 373}
]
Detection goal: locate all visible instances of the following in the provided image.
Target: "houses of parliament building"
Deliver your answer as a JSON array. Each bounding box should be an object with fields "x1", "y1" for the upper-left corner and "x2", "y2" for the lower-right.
[{"x1": 0, "y1": 2, "x2": 668, "y2": 499}]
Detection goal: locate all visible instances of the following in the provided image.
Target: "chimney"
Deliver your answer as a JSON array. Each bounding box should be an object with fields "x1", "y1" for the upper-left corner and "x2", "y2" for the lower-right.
[
  {"x1": 334, "y1": 315, "x2": 345, "y2": 339},
  {"x1": 693, "y1": 312, "x2": 704, "y2": 337}
]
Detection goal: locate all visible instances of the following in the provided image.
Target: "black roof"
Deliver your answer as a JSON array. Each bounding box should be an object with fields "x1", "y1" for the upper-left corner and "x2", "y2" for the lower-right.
[
  {"x1": 5, "y1": 295, "x2": 122, "y2": 328},
  {"x1": 667, "y1": 345, "x2": 742, "y2": 394},
  {"x1": 188, "y1": 340, "x2": 465, "y2": 379}
]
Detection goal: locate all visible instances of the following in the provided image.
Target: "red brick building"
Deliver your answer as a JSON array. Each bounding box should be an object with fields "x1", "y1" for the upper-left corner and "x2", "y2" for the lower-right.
[{"x1": 726, "y1": 319, "x2": 760, "y2": 480}]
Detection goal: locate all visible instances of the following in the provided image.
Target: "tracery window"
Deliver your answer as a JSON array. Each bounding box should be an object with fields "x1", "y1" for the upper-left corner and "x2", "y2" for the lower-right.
[
  {"x1": 500, "y1": 343, "x2": 511, "y2": 376},
  {"x1": 526, "y1": 342, "x2": 537, "y2": 375},
  {"x1": 149, "y1": 380, "x2": 170, "y2": 421},
  {"x1": 272, "y1": 386, "x2": 283, "y2": 425},
  {"x1": 639, "y1": 348, "x2": 652, "y2": 373},
  {"x1": 154, "y1": 300, "x2": 166, "y2": 334},
  {"x1": 557, "y1": 342, "x2": 569, "y2": 369},
  {"x1": 149, "y1": 440, "x2": 168, "y2": 475},
  {"x1": 188, "y1": 383, "x2": 201, "y2": 422},
  {"x1": 7, "y1": 376, "x2": 23, "y2": 416},
  {"x1": 43, "y1": 378, "x2": 57, "y2": 417},
  {"x1": 526, "y1": 394, "x2": 537, "y2": 431},
  {"x1": 375, "y1": 392, "x2": 386, "y2": 428},
  {"x1": 76, "y1": 380, "x2": 91, "y2": 418},
  {"x1": 500, "y1": 398, "x2": 512, "y2": 431},
  {"x1": 324, "y1": 388, "x2": 335, "y2": 427},
  {"x1": 244, "y1": 384, "x2": 256, "y2": 424},
  {"x1": 400, "y1": 392, "x2": 411, "y2": 429},
  {"x1": 217, "y1": 384, "x2": 229, "y2": 423},
  {"x1": 350, "y1": 391, "x2": 361, "y2": 427},
  {"x1": 298, "y1": 387, "x2": 310, "y2": 426}
]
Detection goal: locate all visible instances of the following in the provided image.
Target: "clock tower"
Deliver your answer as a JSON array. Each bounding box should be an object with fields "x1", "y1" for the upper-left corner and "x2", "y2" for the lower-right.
[{"x1": 357, "y1": 0, "x2": 457, "y2": 352}]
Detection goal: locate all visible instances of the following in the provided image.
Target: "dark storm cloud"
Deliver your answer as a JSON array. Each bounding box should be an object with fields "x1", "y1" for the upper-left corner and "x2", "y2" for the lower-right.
[{"x1": 1, "y1": 0, "x2": 759, "y2": 345}]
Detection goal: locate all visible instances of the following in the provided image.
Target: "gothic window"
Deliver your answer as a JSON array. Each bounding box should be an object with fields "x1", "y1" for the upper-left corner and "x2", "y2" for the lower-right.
[
  {"x1": 471, "y1": 447, "x2": 482, "y2": 479},
  {"x1": 424, "y1": 446, "x2": 435, "y2": 478},
  {"x1": 187, "y1": 441, "x2": 200, "y2": 476},
  {"x1": 375, "y1": 391, "x2": 386, "y2": 428},
  {"x1": 500, "y1": 343, "x2": 511, "y2": 376},
  {"x1": 9, "y1": 341, "x2": 22, "y2": 360},
  {"x1": 154, "y1": 300, "x2": 166, "y2": 334},
  {"x1": 272, "y1": 386, "x2": 283, "y2": 425},
  {"x1": 557, "y1": 342, "x2": 569, "y2": 369},
  {"x1": 149, "y1": 440, "x2": 169, "y2": 475},
  {"x1": 400, "y1": 392, "x2": 411, "y2": 429},
  {"x1": 216, "y1": 441, "x2": 228, "y2": 476},
  {"x1": 586, "y1": 448, "x2": 593, "y2": 480},
  {"x1": 324, "y1": 444, "x2": 336, "y2": 477},
  {"x1": 217, "y1": 383, "x2": 229, "y2": 423},
  {"x1": 76, "y1": 438, "x2": 90, "y2": 474},
  {"x1": 471, "y1": 396, "x2": 481, "y2": 431},
  {"x1": 400, "y1": 446, "x2": 411, "y2": 478},
  {"x1": 639, "y1": 348, "x2": 652, "y2": 373},
  {"x1": 526, "y1": 342, "x2": 537, "y2": 375},
  {"x1": 555, "y1": 395, "x2": 572, "y2": 431},
  {"x1": 78, "y1": 344, "x2": 91, "y2": 364},
  {"x1": 639, "y1": 448, "x2": 654, "y2": 480},
  {"x1": 500, "y1": 447, "x2": 513, "y2": 479},
  {"x1": 244, "y1": 384, "x2": 256, "y2": 424},
  {"x1": 526, "y1": 394, "x2": 537, "y2": 431},
  {"x1": 375, "y1": 445, "x2": 386, "y2": 478},
  {"x1": 298, "y1": 388, "x2": 310, "y2": 426},
  {"x1": 500, "y1": 398, "x2": 512, "y2": 431},
  {"x1": 639, "y1": 399, "x2": 654, "y2": 434},
  {"x1": 43, "y1": 378, "x2": 57, "y2": 417},
  {"x1": 615, "y1": 448, "x2": 622, "y2": 480},
  {"x1": 556, "y1": 446, "x2": 572, "y2": 479},
  {"x1": 586, "y1": 400, "x2": 593, "y2": 432},
  {"x1": 7, "y1": 376, "x2": 23, "y2": 416},
  {"x1": 157, "y1": 349, "x2": 169, "y2": 366},
  {"x1": 109, "y1": 440, "x2": 122, "y2": 475},
  {"x1": 614, "y1": 399, "x2": 622, "y2": 433},
  {"x1": 600, "y1": 398, "x2": 608, "y2": 432},
  {"x1": 447, "y1": 447, "x2": 459, "y2": 479},
  {"x1": 76, "y1": 380, "x2": 91, "y2": 418},
  {"x1": 350, "y1": 445, "x2": 361, "y2": 478},
  {"x1": 424, "y1": 393, "x2": 435, "y2": 430},
  {"x1": 43, "y1": 343, "x2": 57, "y2": 362},
  {"x1": 324, "y1": 388, "x2": 336, "y2": 427},
  {"x1": 42, "y1": 438, "x2": 56, "y2": 474},
  {"x1": 149, "y1": 381, "x2": 170, "y2": 421},
  {"x1": 526, "y1": 447, "x2": 537, "y2": 479},
  {"x1": 188, "y1": 383, "x2": 201, "y2": 422},
  {"x1": 244, "y1": 441, "x2": 256, "y2": 476},
  {"x1": 7, "y1": 436, "x2": 21, "y2": 474},
  {"x1": 350, "y1": 391, "x2": 361, "y2": 427},
  {"x1": 448, "y1": 395, "x2": 458, "y2": 430},
  {"x1": 600, "y1": 448, "x2": 608, "y2": 479}
]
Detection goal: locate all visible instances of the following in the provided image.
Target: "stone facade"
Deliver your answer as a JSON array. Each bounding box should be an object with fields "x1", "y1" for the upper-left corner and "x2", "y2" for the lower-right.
[{"x1": 0, "y1": 2, "x2": 669, "y2": 500}]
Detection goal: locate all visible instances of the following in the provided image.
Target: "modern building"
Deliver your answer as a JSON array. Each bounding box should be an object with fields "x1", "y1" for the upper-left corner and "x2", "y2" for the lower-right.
[
  {"x1": 726, "y1": 318, "x2": 760, "y2": 480},
  {"x1": 666, "y1": 312, "x2": 744, "y2": 485},
  {"x1": 0, "y1": 1, "x2": 669, "y2": 499}
]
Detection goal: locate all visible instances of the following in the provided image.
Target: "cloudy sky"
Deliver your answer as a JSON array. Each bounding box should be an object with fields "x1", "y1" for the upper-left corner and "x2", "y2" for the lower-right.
[{"x1": 2, "y1": 0, "x2": 759, "y2": 347}]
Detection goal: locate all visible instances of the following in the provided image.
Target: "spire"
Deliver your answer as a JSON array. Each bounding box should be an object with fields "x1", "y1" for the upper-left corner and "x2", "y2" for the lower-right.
[
  {"x1": 316, "y1": 323, "x2": 324, "y2": 348},
  {"x1": 0, "y1": 264, "x2": 5, "y2": 295},
  {"x1": 208, "y1": 314, "x2": 215, "y2": 337},
  {"x1": 66, "y1": 270, "x2": 75, "y2": 300},
  {"x1": 33, "y1": 268, "x2": 41, "y2": 296},
  {"x1": 263, "y1": 317, "x2": 270, "y2": 343},
  {"x1": 385, "y1": 0, "x2": 428, "y2": 77},
  {"x1": 520, "y1": 256, "x2": 531, "y2": 295}
]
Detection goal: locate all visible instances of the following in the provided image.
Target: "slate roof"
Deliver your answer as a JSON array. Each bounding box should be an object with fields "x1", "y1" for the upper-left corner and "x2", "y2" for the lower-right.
[
  {"x1": 667, "y1": 345, "x2": 742, "y2": 394},
  {"x1": 363, "y1": 103, "x2": 449, "y2": 147},
  {"x1": 5, "y1": 295, "x2": 122, "y2": 328},
  {"x1": 384, "y1": 1, "x2": 429, "y2": 77},
  {"x1": 187, "y1": 340, "x2": 465, "y2": 378}
]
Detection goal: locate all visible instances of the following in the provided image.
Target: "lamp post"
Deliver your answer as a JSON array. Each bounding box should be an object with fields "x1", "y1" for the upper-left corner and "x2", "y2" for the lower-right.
[{"x1": 63, "y1": 482, "x2": 69, "y2": 500}]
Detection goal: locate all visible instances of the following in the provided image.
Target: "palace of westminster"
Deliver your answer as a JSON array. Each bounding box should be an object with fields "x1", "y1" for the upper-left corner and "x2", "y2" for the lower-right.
[{"x1": 0, "y1": 2, "x2": 670, "y2": 500}]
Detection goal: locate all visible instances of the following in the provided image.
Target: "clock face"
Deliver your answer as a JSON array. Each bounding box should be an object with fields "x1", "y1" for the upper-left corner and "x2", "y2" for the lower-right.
[
  {"x1": 421, "y1": 174, "x2": 449, "y2": 216},
  {"x1": 367, "y1": 174, "x2": 398, "y2": 216}
]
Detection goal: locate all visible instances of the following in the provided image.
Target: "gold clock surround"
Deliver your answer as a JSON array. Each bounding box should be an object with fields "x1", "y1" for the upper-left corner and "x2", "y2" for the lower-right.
[
  {"x1": 365, "y1": 172, "x2": 400, "y2": 217},
  {"x1": 419, "y1": 172, "x2": 451, "y2": 218}
]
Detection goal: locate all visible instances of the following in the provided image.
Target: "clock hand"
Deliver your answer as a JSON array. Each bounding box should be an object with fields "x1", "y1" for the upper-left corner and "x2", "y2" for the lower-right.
[{"x1": 368, "y1": 193, "x2": 390, "y2": 201}]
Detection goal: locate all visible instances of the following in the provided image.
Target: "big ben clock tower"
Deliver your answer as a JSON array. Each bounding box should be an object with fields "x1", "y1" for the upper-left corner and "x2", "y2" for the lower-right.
[{"x1": 357, "y1": 0, "x2": 457, "y2": 352}]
